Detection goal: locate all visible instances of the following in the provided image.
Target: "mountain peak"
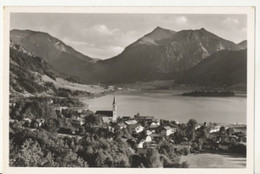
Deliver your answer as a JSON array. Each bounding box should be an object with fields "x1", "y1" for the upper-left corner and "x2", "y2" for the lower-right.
[
  {"x1": 153, "y1": 26, "x2": 166, "y2": 31},
  {"x1": 151, "y1": 26, "x2": 175, "y2": 33},
  {"x1": 136, "y1": 27, "x2": 176, "y2": 45}
]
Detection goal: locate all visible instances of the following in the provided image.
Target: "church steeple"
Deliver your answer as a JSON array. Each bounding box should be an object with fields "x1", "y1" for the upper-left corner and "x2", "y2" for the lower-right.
[
  {"x1": 113, "y1": 95, "x2": 116, "y2": 105},
  {"x1": 112, "y1": 96, "x2": 118, "y2": 123}
]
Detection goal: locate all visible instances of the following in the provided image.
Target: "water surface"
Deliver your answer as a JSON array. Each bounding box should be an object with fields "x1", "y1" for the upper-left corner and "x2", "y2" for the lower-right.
[{"x1": 81, "y1": 90, "x2": 246, "y2": 124}]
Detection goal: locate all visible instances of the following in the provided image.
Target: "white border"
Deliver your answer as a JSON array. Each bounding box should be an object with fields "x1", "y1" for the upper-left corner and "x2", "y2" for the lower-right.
[{"x1": 1, "y1": 6, "x2": 255, "y2": 174}]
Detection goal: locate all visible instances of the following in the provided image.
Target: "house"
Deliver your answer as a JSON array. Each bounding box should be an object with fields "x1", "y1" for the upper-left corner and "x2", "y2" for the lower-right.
[
  {"x1": 137, "y1": 140, "x2": 145, "y2": 148},
  {"x1": 96, "y1": 110, "x2": 113, "y2": 117},
  {"x1": 21, "y1": 118, "x2": 32, "y2": 127},
  {"x1": 135, "y1": 125, "x2": 144, "y2": 134},
  {"x1": 127, "y1": 123, "x2": 142, "y2": 134},
  {"x1": 162, "y1": 126, "x2": 176, "y2": 136},
  {"x1": 101, "y1": 115, "x2": 113, "y2": 123},
  {"x1": 149, "y1": 121, "x2": 160, "y2": 129},
  {"x1": 107, "y1": 126, "x2": 115, "y2": 133},
  {"x1": 47, "y1": 99, "x2": 53, "y2": 104},
  {"x1": 116, "y1": 122, "x2": 127, "y2": 129},
  {"x1": 210, "y1": 126, "x2": 221, "y2": 133},
  {"x1": 146, "y1": 130, "x2": 153, "y2": 135},
  {"x1": 195, "y1": 125, "x2": 201, "y2": 130},
  {"x1": 34, "y1": 118, "x2": 45, "y2": 127},
  {"x1": 125, "y1": 120, "x2": 138, "y2": 125},
  {"x1": 76, "y1": 117, "x2": 85, "y2": 126},
  {"x1": 145, "y1": 135, "x2": 152, "y2": 142}
]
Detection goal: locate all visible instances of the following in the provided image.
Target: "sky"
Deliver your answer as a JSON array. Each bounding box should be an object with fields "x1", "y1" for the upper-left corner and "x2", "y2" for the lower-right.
[{"x1": 10, "y1": 13, "x2": 247, "y2": 59}]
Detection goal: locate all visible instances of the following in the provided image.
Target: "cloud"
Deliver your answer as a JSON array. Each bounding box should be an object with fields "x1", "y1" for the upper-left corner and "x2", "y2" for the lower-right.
[
  {"x1": 222, "y1": 17, "x2": 240, "y2": 25},
  {"x1": 62, "y1": 36, "x2": 125, "y2": 59},
  {"x1": 62, "y1": 38, "x2": 96, "y2": 47},
  {"x1": 175, "y1": 16, "x2": 188, "y2": 24},
  {"x1": 93, "y1": 24, "x2": 119, "y2": 35}
]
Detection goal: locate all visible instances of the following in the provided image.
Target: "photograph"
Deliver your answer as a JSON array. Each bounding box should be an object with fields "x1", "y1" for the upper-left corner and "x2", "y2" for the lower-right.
[{"x1": 2, "y1": 6, "x2": 255, "y2": 173}]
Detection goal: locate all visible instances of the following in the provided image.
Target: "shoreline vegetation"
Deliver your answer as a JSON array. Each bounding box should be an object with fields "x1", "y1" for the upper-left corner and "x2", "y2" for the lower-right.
[{"x1": 182, "y1": 90, "x2": 235, "y2": 97}]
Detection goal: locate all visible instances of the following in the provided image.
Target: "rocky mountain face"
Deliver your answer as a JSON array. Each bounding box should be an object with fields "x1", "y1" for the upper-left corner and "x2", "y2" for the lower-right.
[{"x1": 10, "y1": 27, "x2": 247, "y2": 85}]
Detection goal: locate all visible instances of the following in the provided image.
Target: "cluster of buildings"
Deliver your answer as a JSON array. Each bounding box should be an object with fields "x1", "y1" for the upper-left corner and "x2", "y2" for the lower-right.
[{"x1": 94, "y1": 96, "x2": 178, "y2": 152}]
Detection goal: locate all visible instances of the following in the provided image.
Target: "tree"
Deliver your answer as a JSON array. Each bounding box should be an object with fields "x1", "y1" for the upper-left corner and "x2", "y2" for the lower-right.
[
  {"x1": 146, "y1": 149, "x2": 163, "y2": 168},
  {"x1": 95, "y1": 150, "x2": 109, "y2": 167},
  {"x1": 130, "y1": 154, "x2": 145, "y2": 168},
  {"x1": 45, "y1": 117, "x2": 60, "y2": 132},
  {"x1": 227, "y1": 127, "x2": 234, "y2": 136},
  {"x1": 187, "y1": 119, "x2": 197, "y2": 129},
  {"x1": 197, "y1": 126, "x2": 209, "y2": 140},
  {"x1": 174, "y1": 130, "x2": 186, "y2": 144},
  {"x1": 219, "y1": 126, "x2": 226, "y2": 136},
  {"x1": 78, "y1": 126, "x2": 86, "y2": 135},
  {"x1": 10, "y1": 138, "x2": 45, "y2": 167},
  {"x1": 56, "y1": 149, "x2": 88, "y2": 167},
  {"x1": 186, "y1": 119, "x2": 198, "y2": 141},
  {"x1": 158, "y1": 140, "x2": 179, "y2": 162}
]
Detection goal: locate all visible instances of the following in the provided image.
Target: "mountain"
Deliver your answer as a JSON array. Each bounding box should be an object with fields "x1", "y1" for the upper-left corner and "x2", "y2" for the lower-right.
[
  {"x1": 84, "y1": 27, "x2": 241, "y2": 83},
  {"x1": 10, "y1": 41, "x2": 104, "y2": 96},
  {"x1": 176, "y1": 49, "x2": 247, "y2": 87},
  {"x1": 10, "y1": 27, "x2": 246, "y2": 85},
  {"x1": 237, "y1": 40, "x2": 247, "y2": 50},
  {"x1": 10, "y1": 29, "x2": 96, "y2": 78},
  {"x1": 136, "y1": 26, "x2": 177, "y2": 45}
]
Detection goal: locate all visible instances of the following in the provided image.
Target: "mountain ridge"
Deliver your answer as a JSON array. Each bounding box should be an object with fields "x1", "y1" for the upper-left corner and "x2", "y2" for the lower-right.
[{"x1": 10, "y1": 27, "x2": 247, "y2": 85}]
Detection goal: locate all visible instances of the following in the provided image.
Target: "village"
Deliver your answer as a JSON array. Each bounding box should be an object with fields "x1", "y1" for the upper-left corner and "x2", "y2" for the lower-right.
[{"x1": 10, "y1": 95, "x2": 247, "y2": 158}]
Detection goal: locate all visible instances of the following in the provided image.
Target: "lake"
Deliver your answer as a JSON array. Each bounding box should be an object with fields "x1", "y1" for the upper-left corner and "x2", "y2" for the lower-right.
[{"x1": 80, "y1": 90, "x2": 246, "y2": 124}]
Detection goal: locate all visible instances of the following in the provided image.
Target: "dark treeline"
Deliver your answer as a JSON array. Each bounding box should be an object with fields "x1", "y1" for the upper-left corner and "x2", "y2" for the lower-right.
[{"x1": 182, "y1": 90, "x2": 235, "y2": 97}]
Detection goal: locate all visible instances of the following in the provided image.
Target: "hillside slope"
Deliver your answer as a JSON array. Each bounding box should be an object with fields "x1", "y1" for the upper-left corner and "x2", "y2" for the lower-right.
[
  {"x1": 10, "y1": 29, "x2": 97, "y2": 77},
  {"x1": 10, "y1": 42, "x2": 104, "y2": 96},
  {"x1": 176, "y1": 49, "x2": 247, "y2": 87}
]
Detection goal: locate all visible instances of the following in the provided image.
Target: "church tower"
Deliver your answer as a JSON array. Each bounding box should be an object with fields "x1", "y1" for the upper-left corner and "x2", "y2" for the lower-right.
[{"x1": 112, "y1": 96, "x2": 118, "y2": 123}]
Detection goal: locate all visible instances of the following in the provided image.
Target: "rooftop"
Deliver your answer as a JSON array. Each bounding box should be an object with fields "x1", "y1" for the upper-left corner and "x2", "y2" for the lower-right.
[
  {"x1": 96, "y1": 110, "x2": 113, "y2": 117},
  {"x1": 125, "y1": 120, "x2": 138, "y2": 125}
]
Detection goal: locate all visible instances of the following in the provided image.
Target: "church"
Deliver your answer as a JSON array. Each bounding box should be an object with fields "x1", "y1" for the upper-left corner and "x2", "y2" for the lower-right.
[{"x1": 95, "y1": 96, "x2": 118, "y2": 123}]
